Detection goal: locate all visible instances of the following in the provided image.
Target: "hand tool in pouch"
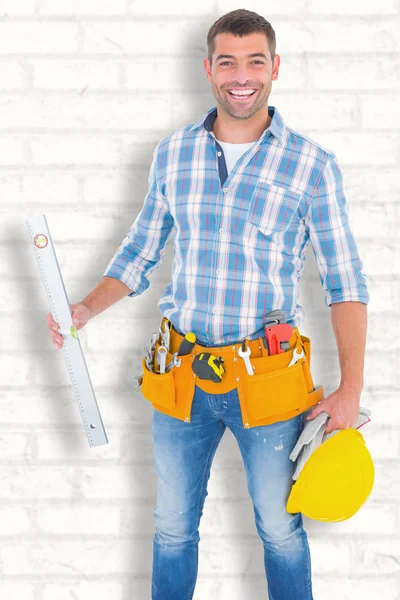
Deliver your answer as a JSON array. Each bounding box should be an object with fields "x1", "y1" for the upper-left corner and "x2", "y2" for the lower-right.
[
  {"x1": 178, "y1": 332, "x2": 196, "y2": 356},
  {"x1": 26, "y1": 215, "x2": 108, "y2": 447},
  {"x1": 156, "y1": 345, "x2": 168, "y2": 374},
  {"x1": 238, "y1": 340, "x2": 254, "y2": 375},
  {"x1": 192, "y1": 353, "x2": 225, "y2": 383},
  {"x1": 263, "y1": 310, "x2": 293, "y2": 356}
]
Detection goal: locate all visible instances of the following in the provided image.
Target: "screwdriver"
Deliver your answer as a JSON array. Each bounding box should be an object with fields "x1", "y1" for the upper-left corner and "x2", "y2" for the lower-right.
[{"x1": 178, "y1": 332, "x2": 196, "y2": 356}]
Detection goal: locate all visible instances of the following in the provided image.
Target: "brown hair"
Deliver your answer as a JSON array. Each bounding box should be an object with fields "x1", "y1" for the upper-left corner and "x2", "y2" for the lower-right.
[{"x1": 207, "y1": 8, "x2": 276, "y2": 66}]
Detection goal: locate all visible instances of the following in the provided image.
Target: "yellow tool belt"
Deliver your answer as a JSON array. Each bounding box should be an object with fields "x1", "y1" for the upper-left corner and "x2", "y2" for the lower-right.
[{"x1": 140, "y1": 317, "x2": 325, "y2": 429}]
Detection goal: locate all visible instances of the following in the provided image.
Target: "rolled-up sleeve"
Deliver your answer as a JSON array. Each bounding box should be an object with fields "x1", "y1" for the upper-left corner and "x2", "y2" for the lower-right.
[
  {"x1": 103, "y1": 140, "x2": 174, "y2": 297},
  {"x1": 304, "y1": 153, "x2": 370, "y2": 307}
]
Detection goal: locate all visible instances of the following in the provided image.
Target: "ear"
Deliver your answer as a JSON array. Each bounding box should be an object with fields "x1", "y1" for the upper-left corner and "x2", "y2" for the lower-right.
[
  {"x1": 271, "y1": 54, "x2": 280, "y2": 81},
  {"x1": 204, "y1": 57, "x2": 212, "y2": 82}
]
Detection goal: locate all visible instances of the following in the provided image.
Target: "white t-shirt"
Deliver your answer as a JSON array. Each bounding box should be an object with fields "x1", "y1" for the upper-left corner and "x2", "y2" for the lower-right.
[{"x1": 215, "y1": 139, "x2": 255, "y2": 175}]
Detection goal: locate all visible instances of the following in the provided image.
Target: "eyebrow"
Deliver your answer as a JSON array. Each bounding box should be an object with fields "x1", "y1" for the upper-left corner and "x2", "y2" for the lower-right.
[{"x1": 215, "y1": 53, "x2": 268, "y2": 61}]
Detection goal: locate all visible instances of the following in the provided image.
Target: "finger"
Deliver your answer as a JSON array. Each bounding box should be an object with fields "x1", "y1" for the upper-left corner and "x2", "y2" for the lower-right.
[
  {"x1": 52, "y1": 332, "x2": 63, "y2": 348},
  {"x1": 306, "y1": 406, "x2": 323, "y2": 420}
]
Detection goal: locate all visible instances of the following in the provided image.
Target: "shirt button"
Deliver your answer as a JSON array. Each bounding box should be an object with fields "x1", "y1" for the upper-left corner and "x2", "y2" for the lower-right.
[
  {"x1": 212, "y1": 308, "x2": 217, "y2": 314},
  {"x1": 223, "y1": 188, "x2": 228, "y2": 194},
  {"x1": 219, "y1": 228, "x2": 223, "y2": 233},
  {"x1": 216, "y1": 269, "x2": 220, "y2": 274},
  {"x1": 217, "y1": 151, "x2": 222, "y2": 156}
]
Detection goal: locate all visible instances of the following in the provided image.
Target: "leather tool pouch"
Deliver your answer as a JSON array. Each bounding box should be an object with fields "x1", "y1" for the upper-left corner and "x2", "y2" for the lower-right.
[
  {"x1": 243, "y1": 334, "x2": 316, "y2": 421},
  {"x1": 140, "y1": 339, "x2": 196, "y2": 417}
]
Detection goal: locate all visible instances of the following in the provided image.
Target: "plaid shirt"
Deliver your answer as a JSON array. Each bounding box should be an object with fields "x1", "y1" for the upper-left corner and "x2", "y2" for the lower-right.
[{"x1": 103, "y1": 105, "x2": 369, "y2": 346}]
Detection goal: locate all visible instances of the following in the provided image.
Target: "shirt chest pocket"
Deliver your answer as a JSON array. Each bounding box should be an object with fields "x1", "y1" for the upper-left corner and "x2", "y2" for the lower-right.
[{"x1": 247, "y1": 182, "x2": 303, "y2": 236}]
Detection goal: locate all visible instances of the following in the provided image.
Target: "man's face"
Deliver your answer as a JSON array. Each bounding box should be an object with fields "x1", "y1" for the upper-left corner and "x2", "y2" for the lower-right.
[{"x1": 204, "y1": 32, "x2": 280, "y2": 120}]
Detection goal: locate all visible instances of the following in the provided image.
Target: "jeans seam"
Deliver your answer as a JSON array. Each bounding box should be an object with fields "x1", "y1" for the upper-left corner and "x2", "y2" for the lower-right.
[{"x1": 196, "y1": 420, "x2": 224, "y2": 521}]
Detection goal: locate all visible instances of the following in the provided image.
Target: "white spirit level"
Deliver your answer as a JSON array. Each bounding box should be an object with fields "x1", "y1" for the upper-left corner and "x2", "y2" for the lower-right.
[{"x1": 26, "y1": 215, "x2": 108, "y2": 447}]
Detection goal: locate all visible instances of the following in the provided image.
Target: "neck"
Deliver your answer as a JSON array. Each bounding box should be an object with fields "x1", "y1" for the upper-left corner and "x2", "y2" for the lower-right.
[{"x1": 212, "y1": 105, "x2": 272, "y2": 143}]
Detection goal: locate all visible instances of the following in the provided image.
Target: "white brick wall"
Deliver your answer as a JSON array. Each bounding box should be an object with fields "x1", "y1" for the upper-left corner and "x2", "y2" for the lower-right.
[{"x1": 0, "y1": 0, "x2": 397, "y2": 598}]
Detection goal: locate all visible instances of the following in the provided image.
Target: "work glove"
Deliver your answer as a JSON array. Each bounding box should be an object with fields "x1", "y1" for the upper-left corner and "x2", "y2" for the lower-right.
[{"x1": 289, "y1": 405, "x2": 372, "y2": 481}]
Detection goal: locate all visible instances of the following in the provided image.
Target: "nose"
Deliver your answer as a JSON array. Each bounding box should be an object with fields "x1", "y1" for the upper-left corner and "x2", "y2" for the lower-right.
[{"x1": 232, "y1": 64, "x2": 252, "y2": 84}]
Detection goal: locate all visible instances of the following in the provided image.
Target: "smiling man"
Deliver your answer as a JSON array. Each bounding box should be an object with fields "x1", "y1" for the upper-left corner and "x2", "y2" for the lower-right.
[{"x1": 47, "y1": 8, "x2": 369, "y2": 600}]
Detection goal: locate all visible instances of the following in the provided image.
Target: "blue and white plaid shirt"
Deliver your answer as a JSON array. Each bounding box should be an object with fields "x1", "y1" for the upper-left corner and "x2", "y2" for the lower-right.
[{"x1": 103, "y1": 105, "x2": 369, "y2": 346}]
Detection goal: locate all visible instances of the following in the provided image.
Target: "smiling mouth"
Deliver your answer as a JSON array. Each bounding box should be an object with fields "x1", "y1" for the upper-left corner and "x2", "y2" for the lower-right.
[{"x1": 227, "y1": 89, "x2": 258, "y2": 100}]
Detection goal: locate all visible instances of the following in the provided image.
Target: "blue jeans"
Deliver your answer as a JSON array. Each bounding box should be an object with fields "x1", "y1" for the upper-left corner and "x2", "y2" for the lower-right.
[{"x1": 151, "y1": 384, "x2": 313, "y2": 600}]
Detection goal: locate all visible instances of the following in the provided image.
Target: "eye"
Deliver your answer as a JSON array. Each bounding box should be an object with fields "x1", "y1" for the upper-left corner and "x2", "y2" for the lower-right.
[{"x1": 220, "y1": 62, "x2": 232, "y2": 66}]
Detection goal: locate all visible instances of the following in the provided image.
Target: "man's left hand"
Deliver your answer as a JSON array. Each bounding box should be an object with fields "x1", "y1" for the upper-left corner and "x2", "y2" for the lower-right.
[{"x1": 306, "y1": 385, "x2": 361, "y2": 434}]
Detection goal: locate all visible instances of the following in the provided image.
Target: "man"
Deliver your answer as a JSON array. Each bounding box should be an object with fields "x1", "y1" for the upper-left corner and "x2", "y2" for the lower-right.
[{"x1": 46, "y1": 9, "x2": 369, "y2": 599}]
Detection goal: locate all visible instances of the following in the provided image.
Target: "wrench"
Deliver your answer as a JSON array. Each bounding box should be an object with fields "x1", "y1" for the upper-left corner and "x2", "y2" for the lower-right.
[
  {"x1": 159, "y1": 325, "x2": 170, "y2": 352},
  {"x1": 288, "y1": 347, "x2": 305, "y2": 367},
  {"x1": 157, "y1": 345, "x2": 168, "y2": 374},
  {"x1": 238, "y1": 342, "x2": 254, "y2": 375},
  {"x1": 165, "y1": 352, "x2": 182, "y2": 372}
]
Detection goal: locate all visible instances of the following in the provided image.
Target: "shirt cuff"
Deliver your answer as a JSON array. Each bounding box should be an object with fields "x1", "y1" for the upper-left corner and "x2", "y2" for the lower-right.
[
  {"x1": 102, "y1": 270, "x2": 141, "y2": 298},
  {"x1": 325, "y1": 286, "x2": 370, "y2": 307}
]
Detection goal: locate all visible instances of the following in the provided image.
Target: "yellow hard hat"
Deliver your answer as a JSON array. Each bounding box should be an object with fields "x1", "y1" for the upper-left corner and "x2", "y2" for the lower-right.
[{"x1": 286, "y1": 428, "x2": 374, "y2": 522}]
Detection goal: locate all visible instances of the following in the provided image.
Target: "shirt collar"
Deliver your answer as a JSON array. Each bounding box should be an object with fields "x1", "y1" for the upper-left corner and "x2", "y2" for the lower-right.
[{"x1": 188, "y1": 105, "x2": 286, "y2": 146}]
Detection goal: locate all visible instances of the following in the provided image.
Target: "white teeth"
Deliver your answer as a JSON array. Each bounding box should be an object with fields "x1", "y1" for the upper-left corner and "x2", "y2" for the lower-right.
[{"x1": 228, "y1": 89, "x2": 256, "y2": 97}]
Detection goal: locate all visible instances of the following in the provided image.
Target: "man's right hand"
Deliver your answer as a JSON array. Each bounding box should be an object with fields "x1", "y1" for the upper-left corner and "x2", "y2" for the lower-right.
[{"x1": 45, "y1": 302, "x2": 92, "y2": 350}]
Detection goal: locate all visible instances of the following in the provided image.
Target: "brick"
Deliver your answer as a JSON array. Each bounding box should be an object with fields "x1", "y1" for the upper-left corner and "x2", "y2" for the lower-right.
[
  {"x1": 309, "y1": 540, "x2": 352, "y2": 575},
  {"x1": 2, "y1": 208, "x2": 120, "y2": 242},
  {"x1": 128, "y1": 0, "x2": 214, "y2": 15},
  {"x1": 309, "y1": 56, "x2": 400, "y2": 90},
  {"x1": 0, "y1": 135, "x2": 24, "y2": 164},
  {"x1": 0, "y1": 507, "x2": 31, "y2": 533},
  {"x1": 37, "y1": 506, "x2": 120, "y2": 534},
  {"x1": 362, "y1": 94, "x2": 400, "y2": 127},
  {"x1": 217, "y1": 0, "x2": 308, "y2": 14},
  {"x1": 0, "y1": 466, "x2": 76, "y2": 498},
  {"x1": 0, "y1": 173, "x2": 79, "y2": 206},
  {"x1": 0, "y1": 94, "x2": 172, "y2": 130},
  {"x1": 39, "y1": 0, "x2": 126, "y2": 15},
  {"x1": 31, "y1": 134, "x2": 118, "y2": 165},
  {"x1": 309, "y1": 0, "x2": 398, "y2": 14},
  {"x1": 0, "y1": 0, "x2": 35, "y2": 14},
  {"x1": 0, "y1": 433, "x2": 32, "y2": 459},
  {"x1": 303, "y1": 131, "x2": 398, "y2": 166},
  {"x1": 32, "y1": 59, "x2": 120, "y2": 89},
  {"x1": 0, "y1": 540, "x2": 151, "y2": 574},
  {"x1": 119, "y1": 134, "x2": 170, "y2": 166},
  {"x1": 354, "y1": 539, "x2": 400, "y2": 574},
  {"x1": 0, "y1": 584, "x2": 34, "y2": 600},
  {"x1": 0, "y1": 388, "x2": 151, "y2": 427},
  {"x1": 43, "y1": 583, "x2": 123, "y2": 600},
  {"x1": 0, "y1": 23, "x2": 77, "y2": 54},
  {"x1": 366, "y1": 391, "x2": 400, "y2": 425},
  {"x1": 83, "y1": 171, "x2": 140, "y2": 205},
  {"x1": 361, "y1": 241, "x2": 397, "y2": 275},
  {"x1": 0, "y1": 60, "x2": 24, "y2": 88},
  {"x1": 83, "y1": 21, "x2": 203, "y2": 54},
  {"x1": 0, "y1": 175, "x2": 22, "y2": 205},
  {"x1": 36, "y1": 431, "x2": 122, "y2": 460},
  {"x1": 340, "y1": 167, "x2": 400, "y2": 204},
  {"x1": 277, "y1": 19, "x2": 400, "y2": 53},
  {"x1": 373, "y1": 462, "x2": 400, "y2": 497},
  {"x1": 125, "y1": 57, "x2": 208, "y2": 92},
  {"x1": 311, "y1": 578, "x2": 399, "y2": 600}
]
